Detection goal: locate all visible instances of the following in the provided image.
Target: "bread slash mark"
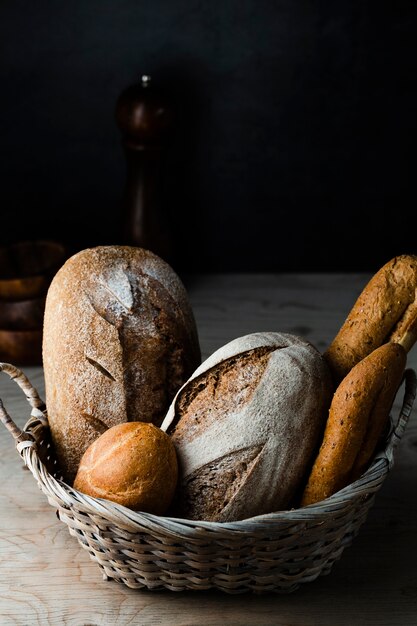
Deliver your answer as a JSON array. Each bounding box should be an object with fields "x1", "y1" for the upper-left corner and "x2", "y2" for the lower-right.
[
  {"x1": 81, "y1": 412, "x2": 109, "y2": 435},
  {"x1": 86, "y1": 272, "x2": 134, "y2": 326},
  {"x1": 171, "y1": 346, "x2": 275, "y2": 441},
  {"x1": 86, "y1": 356, "x2": 116, "y2": 381},
  {"x1": 180, "y1": 444, "x2": 264, "y2": 521},
  {"x1": 98, "y1": 276, "x2": 133, "y2": 313}
]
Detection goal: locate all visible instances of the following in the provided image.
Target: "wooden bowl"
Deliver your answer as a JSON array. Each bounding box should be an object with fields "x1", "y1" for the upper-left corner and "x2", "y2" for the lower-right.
[
  {"x1": 0, "y1": 329, "x2": 42, "y2": 365},
  {"x1": 0, "y1": 240, "x2": 67, "y2": 301},
  {"x1": 0, "y1": 296, "x2": 46, "y2": 331}
]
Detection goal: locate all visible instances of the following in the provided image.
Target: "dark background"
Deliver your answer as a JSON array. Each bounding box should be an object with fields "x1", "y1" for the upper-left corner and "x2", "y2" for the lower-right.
[{"x1": 1, "y1": 1, "x2": 416, "y2": 273}]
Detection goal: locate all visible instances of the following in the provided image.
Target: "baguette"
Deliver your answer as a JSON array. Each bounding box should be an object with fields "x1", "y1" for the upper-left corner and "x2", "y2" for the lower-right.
[
  {"x1": 43, "y1": 245, "x2": 201, "y2": 484},
  {"x1": 301, "y1": 342, "x2": 406, "y2": 506},
  {"x1": 324, "y1": 254, "x2": 417, "y2": 384}
]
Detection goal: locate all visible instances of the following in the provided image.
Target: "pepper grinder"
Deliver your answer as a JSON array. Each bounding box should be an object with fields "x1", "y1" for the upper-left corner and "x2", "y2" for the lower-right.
[{"x1": 115, "y1": 75, "x2": 174, "y2": 262}]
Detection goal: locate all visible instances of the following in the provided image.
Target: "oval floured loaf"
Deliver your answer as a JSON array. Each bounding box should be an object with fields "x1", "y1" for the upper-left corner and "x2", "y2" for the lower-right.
[
  {"x1": 161, "y1": 332, "x2": 333, "y2": 522},
  {"x1": 43, "y1": 245, "x2": 201, "y2": 484}
]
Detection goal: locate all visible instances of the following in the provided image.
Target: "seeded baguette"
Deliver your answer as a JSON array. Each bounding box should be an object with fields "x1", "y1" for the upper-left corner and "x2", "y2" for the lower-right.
[
  {"x1": 301, "y1": 342, "x2": 406, "y2": 507},
  {"x1": 324, "y1": 254, "x2": 417, "y2": 384}
]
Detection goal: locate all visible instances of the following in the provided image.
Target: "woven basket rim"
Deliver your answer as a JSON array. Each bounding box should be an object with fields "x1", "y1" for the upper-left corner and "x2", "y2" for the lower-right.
[{"x1": 10, "y1": 367, "x2": 415, "y2": 539}]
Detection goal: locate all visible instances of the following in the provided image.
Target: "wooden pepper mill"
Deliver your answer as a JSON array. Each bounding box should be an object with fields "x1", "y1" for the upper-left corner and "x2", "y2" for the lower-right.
[{"x1": 115, "y1": 75, "x2": 174, "y2": 263}]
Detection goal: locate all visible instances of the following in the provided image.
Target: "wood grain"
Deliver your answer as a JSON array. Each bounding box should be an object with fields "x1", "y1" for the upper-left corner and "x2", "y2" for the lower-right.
[{"x1": 1, "y1": 273, "x2": 416, "y2": 626}]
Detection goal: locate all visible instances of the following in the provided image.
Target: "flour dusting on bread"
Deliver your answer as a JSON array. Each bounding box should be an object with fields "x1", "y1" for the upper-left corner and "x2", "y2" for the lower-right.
[{"x1": 43, "y1": 245, "x2": 201, "y2": 483}]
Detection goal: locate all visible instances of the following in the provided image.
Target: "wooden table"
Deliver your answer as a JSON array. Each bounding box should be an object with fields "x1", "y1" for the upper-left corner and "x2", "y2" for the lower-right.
[{"x1": 1, "y1": 273, "x2": 416, "y2": 626}]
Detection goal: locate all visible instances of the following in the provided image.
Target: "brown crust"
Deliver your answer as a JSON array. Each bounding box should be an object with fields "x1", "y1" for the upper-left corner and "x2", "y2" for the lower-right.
[
  {"x1": 170, "y1": 346, "x2": 275, "y2": 444},
  {"x1": 43, "y1": 245, "x2": 201, "y2": 484},
  {"x1": 163, "y1": 332, "x2": 333, "y2": 521},
  {"x1": 324, "y1": 254, "x2": 417, "y2": 384},
  {"x1": 169, "y1": 346, "x2": 275, "y2": 520},
  {"x1": 301, "y1": 342, "x2": 406, "y2": 506},
  {"x1": 73, "y1": 422, "x2": 178, "y2": 514}
]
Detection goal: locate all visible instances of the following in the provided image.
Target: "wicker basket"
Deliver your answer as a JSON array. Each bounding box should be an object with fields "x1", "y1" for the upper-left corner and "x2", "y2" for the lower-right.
[{"x1": 1, "y1": 362, "x2": 416, "y2": 595}]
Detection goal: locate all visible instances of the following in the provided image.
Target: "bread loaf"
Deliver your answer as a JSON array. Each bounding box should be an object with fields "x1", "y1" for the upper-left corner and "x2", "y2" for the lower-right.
[
  {"x1": 301, "y1": 342, "x2": 406, "y2": 506},
  {"x1": 161, "y1": 332, "x2": 333, "y2": 522},
  {"x1": 73, "y1": 422, "x2": 178, "y2": 514},
  {"x1": 43, "y1": 245, "x2": 201, "y2": 484},
  {"x1": 324, "y1": 254, "x2": 417, "y2": 384}
]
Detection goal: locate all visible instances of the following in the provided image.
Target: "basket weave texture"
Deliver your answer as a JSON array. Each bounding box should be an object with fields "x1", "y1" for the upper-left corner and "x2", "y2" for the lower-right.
[{"x1": 1, "y1": 362, "x2": 416, "y2": 595}]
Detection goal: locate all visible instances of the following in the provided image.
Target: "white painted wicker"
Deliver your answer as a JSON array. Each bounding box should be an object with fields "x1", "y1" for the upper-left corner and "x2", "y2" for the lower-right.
[{"x1": 0, "y1": 362, "x2": 416, "y2": 594}]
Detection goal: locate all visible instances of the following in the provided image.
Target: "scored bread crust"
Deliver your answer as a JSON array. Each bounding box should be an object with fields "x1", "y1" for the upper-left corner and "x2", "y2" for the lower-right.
[
  {"x1": 43, "y1": 245, "x2": 200, "y2": 484},
  {"x1": 161, "y1": 332, "x2": 333, "y2": 522}
]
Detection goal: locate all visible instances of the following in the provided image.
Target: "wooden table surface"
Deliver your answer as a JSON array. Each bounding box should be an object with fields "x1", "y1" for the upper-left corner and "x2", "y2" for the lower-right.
[{"x1": 1, "y1": 273, "x2": 416, "y2": 626}]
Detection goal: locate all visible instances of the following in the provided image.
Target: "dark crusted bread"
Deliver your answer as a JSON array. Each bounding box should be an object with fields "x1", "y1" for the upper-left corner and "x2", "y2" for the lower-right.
[
  {"x1": 161, "y1": 332, "x2": 333, "y2": 522},
  {"x1": 43, "y1": 245, "x2": 200, "y2": 484}
]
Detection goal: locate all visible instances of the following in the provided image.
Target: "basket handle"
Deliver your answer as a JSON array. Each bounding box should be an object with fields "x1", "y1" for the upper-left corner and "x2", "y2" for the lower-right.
[
  {"x1": 0, "y1": 362, "x2": 46, "y2": 445},
  {"x1": 385, "y1": 367, "x2": 417, "y2": 467}
]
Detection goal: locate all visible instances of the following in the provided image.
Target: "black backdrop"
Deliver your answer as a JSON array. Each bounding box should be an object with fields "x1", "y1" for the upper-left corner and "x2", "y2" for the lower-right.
[{"x1": 1, "y1": 1, "x2": 416, "y2": 273}]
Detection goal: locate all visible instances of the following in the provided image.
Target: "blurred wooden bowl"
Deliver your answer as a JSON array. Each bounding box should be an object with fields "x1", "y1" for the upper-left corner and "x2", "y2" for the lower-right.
[
  {"x1": 0, "y1": 296, "x2": 46, "y2": 330},
  {"x1": 0, "y1": 329, "x2": 42, "y2": 365},
  {"x1": 0, "y1": 240, "x2": 67, "y2": 301},
  {"x1": 0, "y1": 275, "x2": 50, "y2": 301}
]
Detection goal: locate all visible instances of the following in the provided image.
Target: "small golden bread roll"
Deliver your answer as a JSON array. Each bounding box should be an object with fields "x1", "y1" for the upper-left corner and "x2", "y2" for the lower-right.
[
  {"x1": 301, "y1": 342, "x2": 406, "y2": 507},
  {"x1": 73, "y1": 422, "x2": 178, "y2": 515},
  {"x1": 324, "y1": 254, "x2": 417, "y2": 384}
]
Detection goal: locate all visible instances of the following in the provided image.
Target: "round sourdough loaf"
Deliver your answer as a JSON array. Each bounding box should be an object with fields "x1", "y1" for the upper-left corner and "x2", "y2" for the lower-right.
[
  {"x1": 161, "y1": 332, "x2": 333, "y2": 522},
  {"x1": 43, "y1": 245, "x2": 200, "y2": 484}
]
